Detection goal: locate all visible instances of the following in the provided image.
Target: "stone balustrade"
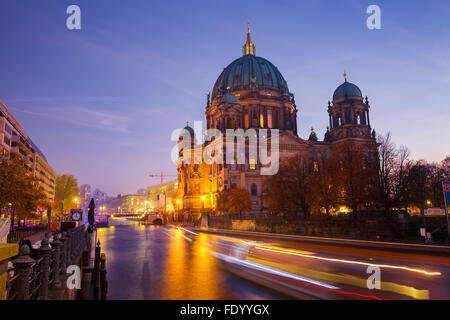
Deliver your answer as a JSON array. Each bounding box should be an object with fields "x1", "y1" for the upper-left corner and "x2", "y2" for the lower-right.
[{"x1": 4, "y1": 225, "x2": 89, "y2": 300}]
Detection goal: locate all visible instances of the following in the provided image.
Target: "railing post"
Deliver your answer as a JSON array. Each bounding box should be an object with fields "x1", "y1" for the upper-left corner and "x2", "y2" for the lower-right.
[
  {"x1": 36, "y1": 237, "x2": 52, "y2": 300},
  {"x1": 65, "y1": 230, "x2": 72, "y2": 266},
  {"x1": 100, "y1": 253, "x2": 107, "y2": 300},
  {"x1": 11, "y1": 245, "x2": 35, "y2": 300},
  {"x1": 59, "y1": 231, "x2": 67, "y2": 272},
  {"x1": 93, "y1": 240, "x2": 101, "y2": 300},
  {"x1": 50, "y1": 233, "x2": 62, "y2": 288}
]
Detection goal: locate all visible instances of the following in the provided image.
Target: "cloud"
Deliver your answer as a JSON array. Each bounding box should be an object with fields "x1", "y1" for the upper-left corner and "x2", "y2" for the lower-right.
[{"x1": 9, "y1": 99, "x2": 132, "y2": 133}]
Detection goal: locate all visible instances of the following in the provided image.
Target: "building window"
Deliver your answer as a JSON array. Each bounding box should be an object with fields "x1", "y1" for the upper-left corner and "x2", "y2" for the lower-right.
[
  {"x1": 251, "y1": 183, "x2": 257, "y2": 196},
  {"x1": 260, "y1": 113, "x2": 264, "y2": 128},
  {"x1": 313, "y1": 162, "x2": 319, "y2": 172},
  {"x1": 3, "y1": 136, "x2": 10, "y2": 146},
  {"x1": 244, "y1": 113, "x2": 249, "y2": 128},
  {"x1": 267, "y1": 110, "x2": 273, "y2": 128},
  {"x1": 5, "y1": 124, "x2": 12, "y2": 135},
  {"x1": 273, "y1": 110, "x2": 278, "y2": 128},
  {"x1": 229, "y1": 118, "x2": 236, "y2": 129},
  {"x1": 249, "y1": 158, "x2": 256, "y2": 170}
]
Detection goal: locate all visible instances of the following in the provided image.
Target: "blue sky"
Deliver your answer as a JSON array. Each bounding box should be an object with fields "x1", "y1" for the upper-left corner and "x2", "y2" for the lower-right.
[{"x1": 1, "y1": 0, "x2": 449, "y2": 195}]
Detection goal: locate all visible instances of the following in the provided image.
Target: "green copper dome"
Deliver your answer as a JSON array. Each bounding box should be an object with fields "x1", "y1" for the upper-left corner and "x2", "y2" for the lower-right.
[
  {"x1": 212, "y1": 26, "x2": 290, "y2": 100},
  {"x1": 333, "y1": 81, "x2": 362, "y2": 100}
]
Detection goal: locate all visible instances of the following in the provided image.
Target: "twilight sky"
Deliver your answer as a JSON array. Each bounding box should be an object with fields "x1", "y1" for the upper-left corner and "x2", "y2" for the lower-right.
[{"x1": 1, "y1": 0, "x2": 449, "y2": 196}]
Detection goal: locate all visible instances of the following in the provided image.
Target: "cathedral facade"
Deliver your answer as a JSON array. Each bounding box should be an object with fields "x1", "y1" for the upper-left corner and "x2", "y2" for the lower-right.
[{"x1": 175, "y1": 27, "x2": 378, "y2": 218}]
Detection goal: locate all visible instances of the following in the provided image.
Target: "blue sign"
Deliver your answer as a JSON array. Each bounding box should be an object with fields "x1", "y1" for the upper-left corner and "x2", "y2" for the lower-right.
[{"x1": 443, "y1": 181, "x2": 450, "y2": 205}]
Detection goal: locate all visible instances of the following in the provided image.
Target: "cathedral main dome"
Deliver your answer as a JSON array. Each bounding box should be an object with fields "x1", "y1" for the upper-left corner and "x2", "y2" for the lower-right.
[
  {"x1": 211, "y1": 25, "x2": 289, "y2": 100},
  {"x1": 212, "y1": 55, "x2": 289, "y2": 100}
]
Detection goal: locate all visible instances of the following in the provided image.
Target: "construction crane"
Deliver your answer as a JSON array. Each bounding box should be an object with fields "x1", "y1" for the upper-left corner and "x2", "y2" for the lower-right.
[{"x1": 148, "y1": 172, "x2": 177, "y2": 185}]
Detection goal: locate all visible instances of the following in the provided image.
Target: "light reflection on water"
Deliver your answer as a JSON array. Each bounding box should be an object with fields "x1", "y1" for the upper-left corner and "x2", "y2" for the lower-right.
[{"x1": 95, "y1": 222, "x2": 284, "y2": 300}]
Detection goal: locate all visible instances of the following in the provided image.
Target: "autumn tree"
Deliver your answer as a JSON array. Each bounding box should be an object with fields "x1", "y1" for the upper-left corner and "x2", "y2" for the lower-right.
[
  {"x1": 54, "y1": 174, "x2": 80, "y2": 221},
  {"x1": 264, "y1": 154, "x2": 313, "y2": 218},
  {"x1": 306, "y1": 159, "x2": 339, "y2": 217},
  {"x1": 215, "y1": 188, "x2": 251, "y2": 217},
  {"x1": 0, "y1": 157, "x2": 49, "y2": 228},
  {"x1": 329, "y1": 142, "x2": 379, "y2": 219}
]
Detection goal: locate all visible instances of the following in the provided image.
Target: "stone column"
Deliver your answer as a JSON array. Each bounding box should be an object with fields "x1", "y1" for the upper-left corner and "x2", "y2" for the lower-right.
[
  {"x1": 11, "y1": 245, "x2": 35, "y2": 300},
  {"x1": 36, "y1": 237, "x2": 52, "y2": 300}
]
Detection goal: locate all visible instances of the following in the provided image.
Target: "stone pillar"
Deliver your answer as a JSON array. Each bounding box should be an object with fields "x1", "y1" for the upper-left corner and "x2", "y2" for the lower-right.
[
  {"x1": 50, "y1": 234, "x2": 62, "y2": 288},
  {"x1": 36, "y1": 237, "x2": 52, "y2": 300},
  {"x1": 0, "y1": 243, "x2": 19, "y2": 300},
  {"x1": 11, "y1": 245, "x2": 35, "y2": 300}
]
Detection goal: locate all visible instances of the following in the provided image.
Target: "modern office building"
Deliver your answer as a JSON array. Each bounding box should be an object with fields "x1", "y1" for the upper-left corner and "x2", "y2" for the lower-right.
[{"x1": 0, "y1": 98, "x2": 56, "y2": 200}]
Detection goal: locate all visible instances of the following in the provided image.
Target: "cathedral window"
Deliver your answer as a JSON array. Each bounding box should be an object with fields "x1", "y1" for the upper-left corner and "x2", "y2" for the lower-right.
[
  {"x1": 251, "y1": 183, "x2": 258, "y2": 196},
  {"x1": 313, "y1": 162, "x2": 319, "y2": 172},
  {"x1": 230, "y1": 118, "x2": 236, "y2": 129},
  {"x1": 267, "y1": 110, "x2": 273, "y2": 128},
  {"x1": 249, "y1": 158, "x2": 256, "y2": 170}
]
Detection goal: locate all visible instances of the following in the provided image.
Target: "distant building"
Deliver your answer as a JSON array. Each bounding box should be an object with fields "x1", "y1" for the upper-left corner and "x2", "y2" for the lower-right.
[
  {"x1": 147, "y1": 180, "x2": 177, "y2": 213},
  {"x1": 119, "y1": 194, "x2": 148, "y2": 214},
  {"x1": 92, "y1": 188, "x2": 108, "y2": 206},
  {"x1": 136, "y1": 188, "x2": 147, "y2": 196},
  {"x1": 79, "y1": 184, "x2": 91, "y2": 209},
  {"x1": 0, "y1": 98, "x2": 56, "y2": 200}
]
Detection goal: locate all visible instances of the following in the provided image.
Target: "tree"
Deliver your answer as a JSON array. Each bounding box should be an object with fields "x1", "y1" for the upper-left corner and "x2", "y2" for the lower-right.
[
  {"x1": 306, "y1": 160, "x2": 339, "y2": 217},
  {"x1": 377, "y1": 132, "x2": 398, "y2": 215},
  {"x1": 391, "y1": 145, "x2": 411, "y2": 210},
  {"x1": 0, "y1": 156, "x2": 49, "y2": 228},
  {"x1": 54, "y1": 174, "x2": 80, "y2": 221},
  {"x1": 215, "y1": 188, "x2": 251, "y2": 217},
  {"x1": 329, "y1": 142, "x2": 379, "y2": 219},
  {"x1": 264, "y1": 154, "x2": 313, "y2": 218}
]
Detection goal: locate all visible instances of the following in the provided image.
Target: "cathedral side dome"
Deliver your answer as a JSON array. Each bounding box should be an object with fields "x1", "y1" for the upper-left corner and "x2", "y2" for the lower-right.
[{"x1": 333, "y1": 79, "x2": 362, "y2": 100}]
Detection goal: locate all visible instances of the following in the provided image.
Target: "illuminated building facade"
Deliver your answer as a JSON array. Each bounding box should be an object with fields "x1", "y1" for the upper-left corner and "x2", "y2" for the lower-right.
[
  {"x1": 0, "y1": 98, "x2": 56, "y2": 200},
  {"x1": 176, "y1": 27, "x2": 378, "y2": 218}
]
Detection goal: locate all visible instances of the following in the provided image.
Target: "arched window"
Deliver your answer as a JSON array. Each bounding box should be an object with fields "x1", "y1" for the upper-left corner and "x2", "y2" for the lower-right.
[
  {"x1": 244, "y1": 112, "x2": 249, "y2": 128},
  {"x1": 338, "y1": 117, "x2": 342, "y2": 126},
  {"x1": 229, "y1": 118, "x2": 236, "y2": 129},
  {"x1": 356, "y1": 113, "x2": 361, "y2": 125},
  {"x1": 267, "y1": 110, "x2": 273, "y2": 128},
  {"x1": 251, "y1": 183, "x2": 258, "y2": 196}
]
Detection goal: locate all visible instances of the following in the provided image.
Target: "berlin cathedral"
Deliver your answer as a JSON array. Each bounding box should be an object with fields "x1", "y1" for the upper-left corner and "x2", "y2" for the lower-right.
[{"x1": 175, "y1": 26, "x2": 378, "y2": 218}]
